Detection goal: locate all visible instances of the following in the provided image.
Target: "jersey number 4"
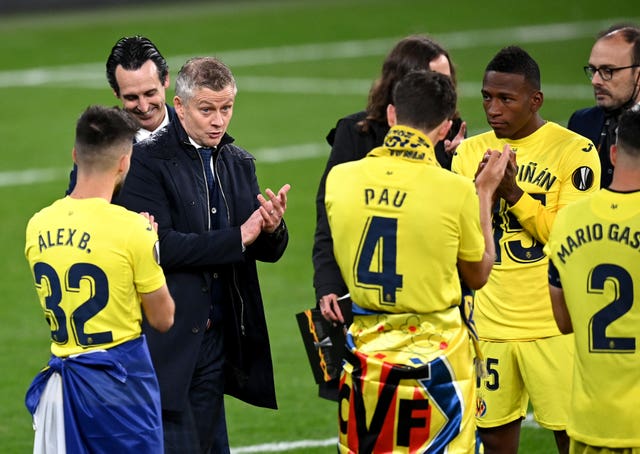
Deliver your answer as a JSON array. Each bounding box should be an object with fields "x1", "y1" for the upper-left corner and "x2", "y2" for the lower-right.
[
  {"x1": 33, "y1": 262, "x2": 113, "y2": 347},
  {"x1": 355, "y1": 216, "x2": 403, "y2": 305}
]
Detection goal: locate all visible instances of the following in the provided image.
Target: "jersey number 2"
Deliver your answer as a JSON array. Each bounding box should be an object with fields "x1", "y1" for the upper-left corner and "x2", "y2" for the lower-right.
[
  {"x1": 33, "y1": 262, "x2": 113, "y2": 347},
  {"x1": 589, "y1": 263, "x2": 635, "y2": 353},
  {"x1": 355, "y1": 216, "x2": 403, "y2": 305}
]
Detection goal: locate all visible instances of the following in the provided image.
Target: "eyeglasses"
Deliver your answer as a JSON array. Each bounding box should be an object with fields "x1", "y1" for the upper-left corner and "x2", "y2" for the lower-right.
[{"x1": 584, "y1": 64, "x2": 640, "y2": 81}]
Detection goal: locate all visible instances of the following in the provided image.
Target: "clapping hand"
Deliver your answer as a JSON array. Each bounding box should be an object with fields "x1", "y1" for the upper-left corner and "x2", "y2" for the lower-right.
[{"x1": 257, "y1": 183, "x2": 291, "y2": 233}]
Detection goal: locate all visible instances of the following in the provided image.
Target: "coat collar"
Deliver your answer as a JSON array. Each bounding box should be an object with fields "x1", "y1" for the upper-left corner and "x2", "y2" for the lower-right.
[{"x1": 172, "y1": 118, "x2": 235, "y2": 158}]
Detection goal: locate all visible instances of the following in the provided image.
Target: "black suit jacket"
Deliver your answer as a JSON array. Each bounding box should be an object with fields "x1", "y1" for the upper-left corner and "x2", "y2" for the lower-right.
[
  {"x1": 568, "y1": 106, "x2": 614, "y2": 187},
  {"x1": 115, "y1": 117, "x2": 288, "y2": 411}
]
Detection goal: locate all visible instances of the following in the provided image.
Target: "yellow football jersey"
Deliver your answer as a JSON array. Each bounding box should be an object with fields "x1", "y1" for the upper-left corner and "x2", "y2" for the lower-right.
[
  {"x1": 545, "y1": 189, "x2": 640, "y2": 447},
  {"x1": 451, "y1": 121, "x2": 600, "y2": 339},
  {"x1": 325, "y1": 125, "x2": 485, "y2": 315},
  {"x1": 25, "y1": 197, "x2": 165, "y2": 357}
]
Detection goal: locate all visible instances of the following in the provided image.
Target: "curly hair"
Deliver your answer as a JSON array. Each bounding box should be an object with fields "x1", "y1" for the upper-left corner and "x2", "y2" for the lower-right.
[{"x1": 485, "y1": 45, "x2": 541, "y2": 90}]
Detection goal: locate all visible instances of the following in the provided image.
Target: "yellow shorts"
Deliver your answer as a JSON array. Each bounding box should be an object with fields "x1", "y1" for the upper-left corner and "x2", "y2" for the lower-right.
[
  {"x1": 570, "y1": 439, "x2": 640, "y2": 454},
  {"x1": 475, "y1": 335, "x2": 573, "y2": 430}
]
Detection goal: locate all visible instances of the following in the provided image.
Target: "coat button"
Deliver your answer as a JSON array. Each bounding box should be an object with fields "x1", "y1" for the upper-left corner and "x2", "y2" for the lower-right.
[
  {"x1": 192, "y1": 327, "x2": 199, "y2": 334},
  {"x1": 213, "y1": 273, "x2": 218, "y2": 279},
  {"x1": 211, "y1": 206, "x2": 217, "y2": 214},
  {"x1": 201, "y1": 286, "x2": 207, "y2": 293}
]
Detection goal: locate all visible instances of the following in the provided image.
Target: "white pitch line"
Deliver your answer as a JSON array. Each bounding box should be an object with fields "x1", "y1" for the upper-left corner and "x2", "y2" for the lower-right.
[
  {"x1": 16, "y1": 74, "x2": 591, "y2": 99},
  {"x1": 231, "y1": 437, "x2": 337, "y2": 453},
  {"x1": 229, "y1": 413, "x2": 540, "y2": 453},
  {"x1": 0, "y1": 18, "x2": 606, "y2": 186},
  {"x1": 234, "y1": 78, "x2": 593, "y2": 99},
  {"x1": 522, "y1": 411, "x2": 541, "y2": 428},
  {"x1": 0, "y1": 167, "x2": 71, "y2": 187},
  {"x1": 0, "y1": 142, "x2": 330, "y2": 188},
  {"x1": 0, "y1": 18, "x2": 630, "y2": 89},
  {"x1": 254, "y1": 142, "x2": 329, "y2": 163}
]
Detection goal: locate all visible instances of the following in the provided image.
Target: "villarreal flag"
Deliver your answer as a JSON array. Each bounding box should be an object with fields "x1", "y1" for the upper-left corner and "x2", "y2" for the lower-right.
[{"x1": 338, "y1": 309, "x2": 476, "y2": 453}]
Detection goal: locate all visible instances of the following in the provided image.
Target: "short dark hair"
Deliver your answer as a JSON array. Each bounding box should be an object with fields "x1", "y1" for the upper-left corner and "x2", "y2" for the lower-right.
[
  {"x1": 486, "y1": 46, "x2": 541, "y2": 90},
  {"x1": 363, "y1": 35, "x2": 456, "y2": 131},
  {"x1": 75, "y1": 105, "x2": 139, "y2": 165},
  {"x1": 617, "y1": 105, "x2": 640, "y2": 157},
  {"x1": 175, "y1": 57, "x2": 236, "y2": 102},
  {"x1": 598, "y1": 24, "x2": 640, "y2": 66},
  {"x1": 392, "y1": 70, "x2": 456, "y2": 132},
  {"x1": 106, "y1": 36, "x2": 169, "y2": 96}
]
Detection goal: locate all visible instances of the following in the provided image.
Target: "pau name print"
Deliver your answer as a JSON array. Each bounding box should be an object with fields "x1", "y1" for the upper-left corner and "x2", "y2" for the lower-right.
[
  {"x1": 38, "y1": 228, "x2": 91, "y2": 253},
  {"x1": 364, "y1": 187, "x2": 407, "y2": 208}
]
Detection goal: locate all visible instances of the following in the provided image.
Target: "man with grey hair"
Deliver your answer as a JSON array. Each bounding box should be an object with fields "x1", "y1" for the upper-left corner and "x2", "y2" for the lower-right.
[{"x1": 117, "y1": 57, "x2": 291, "y2": 453}]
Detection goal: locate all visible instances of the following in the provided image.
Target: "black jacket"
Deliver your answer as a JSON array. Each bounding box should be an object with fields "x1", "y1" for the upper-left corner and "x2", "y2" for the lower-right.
[
  {"x1": 116, "y1": 117, "x2": 288, "y2": 411},
  {"x1": 312, "y1": 111, "x2": 462, "y2": 300},
  {"x1": 568, "y1": 105, "x2": 615, "y2": 187}
]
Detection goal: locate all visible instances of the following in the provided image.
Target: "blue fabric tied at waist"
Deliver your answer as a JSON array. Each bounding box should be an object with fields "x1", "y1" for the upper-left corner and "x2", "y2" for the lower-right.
[
  {"x1": 24, "y1": 336, "x2": 163, "y2": 454},
  {"x1": 26, "y1": 349, "x2": 127, "y2": 415}
]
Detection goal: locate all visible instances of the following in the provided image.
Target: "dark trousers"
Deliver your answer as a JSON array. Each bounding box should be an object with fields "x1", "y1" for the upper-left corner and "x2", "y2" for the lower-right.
[{"x1": 162, "y1": 323, "x2": 228, "y2": 453}]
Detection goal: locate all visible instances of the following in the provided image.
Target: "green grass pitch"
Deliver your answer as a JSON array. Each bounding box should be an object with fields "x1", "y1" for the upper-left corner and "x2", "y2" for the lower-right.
[{"x1": 0, "y1": 0, "x2": 636, "y2": 452}]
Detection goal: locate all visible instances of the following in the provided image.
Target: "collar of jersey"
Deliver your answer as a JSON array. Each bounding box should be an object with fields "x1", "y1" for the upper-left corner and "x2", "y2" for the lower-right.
[{"x1": 367, "y1": 125, "x2": 438, "y2": 165}]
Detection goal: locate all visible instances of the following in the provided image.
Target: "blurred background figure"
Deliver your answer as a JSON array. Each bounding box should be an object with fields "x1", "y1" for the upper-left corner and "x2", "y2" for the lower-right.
[{"x1": 568, "y1": 23, "x2": 640, "y2": 187}]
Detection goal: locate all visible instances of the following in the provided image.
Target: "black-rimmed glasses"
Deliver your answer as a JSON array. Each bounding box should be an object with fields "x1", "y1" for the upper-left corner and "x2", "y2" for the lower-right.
[{"x1": 584, "y1": 64, "x2": 640, "y2": 81}]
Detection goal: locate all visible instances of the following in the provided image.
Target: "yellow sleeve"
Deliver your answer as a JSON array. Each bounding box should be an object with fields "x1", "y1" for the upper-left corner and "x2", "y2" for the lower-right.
[
  {"x1": 450, "y1": 149, "x2": 462, "y2": 175},
  {"x1": 510, "y1": 136, "x2": 600, "y2": 244},
  {"x1": 451, "y1": 141, "x2": 478, "y2": 178},
  {"x1": 457, "y1": 181, "x2": 484, "y2": 262},
  {"x1": 128, "y1": 216, "x2": 166, "y2": 294},
  {"x1": 509, "y1": 192, "x2": 554, "y2": 243}
]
